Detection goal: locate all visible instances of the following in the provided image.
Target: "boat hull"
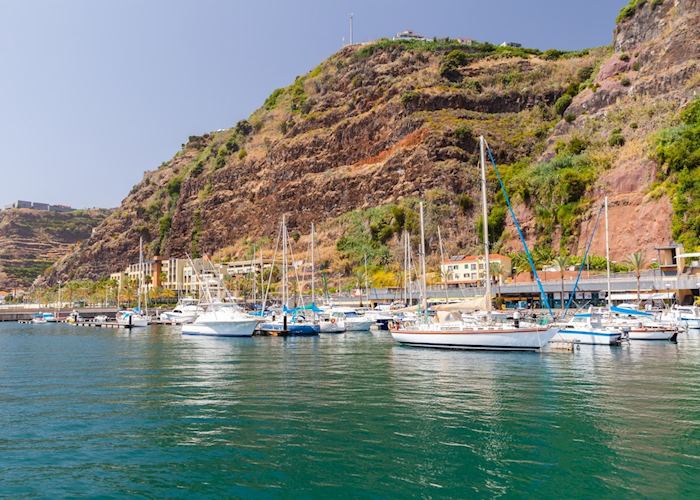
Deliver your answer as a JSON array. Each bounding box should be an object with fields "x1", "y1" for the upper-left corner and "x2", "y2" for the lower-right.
[
  {"x1": 160, "y1": 312, "x2": 199, "y2": 324},
  {"x1": 182, "y1": 320, "x2": 258, "y2": 337},
  {"x1": 116, "y1": 317, "x2": 148, "y2": 328},
  {"x1": 345, "y1": 320, "x2": 374, "y2": 331},
  {"x1": 390, "y1": 327, "x2": 557, "y2": 351},
  {"x1": 258, "y1": 322, "x2": 320, "y2": 336},
  {"x1": 628, "y1": 328, "x2": 678, "y2": 341},
  {"x1": 556, "y1": 329, "x2": 622, "y2": 345},
  {"x1": 319, "y1": 322, "x2": 345, "y2": 333}
]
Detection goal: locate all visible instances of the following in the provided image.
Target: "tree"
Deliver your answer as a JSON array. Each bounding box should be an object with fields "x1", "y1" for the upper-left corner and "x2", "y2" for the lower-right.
[
  {"x1": 490, "y1": 262, "x2": 503, "y2": 300},
  {"x1": 511, "y1": 252, "x2": 531, "y2": 283},
  {"x1": 627, "y1": 251, "x2": 646, "y2": 303},
  {"x1": 551, "y1": 254, "x2": 571, "y2": 310}
]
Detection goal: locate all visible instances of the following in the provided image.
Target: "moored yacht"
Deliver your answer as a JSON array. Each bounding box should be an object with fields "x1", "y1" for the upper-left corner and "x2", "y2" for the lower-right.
[
  {"x1": 557, "y1": 311, "x2": 624, "y2": 345},
  {"x1": 182, "y1": 302, "x2": 259, "y2": 337},
  {"x1": 160, "y1": 297, "x2": 203, "y2": 324},
  {"x1": 608, "y1": 305, "x2": 679, "y2": 341},
  {"x1": 390, "y1": 139, "x2": 559, "y2": 351}
]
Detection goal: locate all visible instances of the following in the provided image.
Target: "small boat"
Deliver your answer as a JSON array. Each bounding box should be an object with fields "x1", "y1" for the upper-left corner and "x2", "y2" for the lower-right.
[
  {"x1": 160, "y1": 297, "x2": 203, "y2": 324},
  {"x1": 116, "y1": 309, "x2": 149, "y2": 328},
  {"x1": 31, "y1": 312, "x2": 55, "y2": 324},
  {"x1": 318, "y1": 312, "x2": 346, "y2": 333},
  {"x1": 666, "y1": 305, "x2": 700, "y2": 330},
  {"x1": 258, "y1": 310, "x2": 320, "y2": 336},
  {"x1": 327, "y1": 307, "x2": 373, "y2": 331},
  {"x1": 362, "y1": 306, "x2": 395, "y2": 330},
  {"x1": 557, "y1": 312, "x2": 624, "y2": 345},
  {"x1": 609, "y1": 305, "x2": 678, "y2": 341},
  {"x1": 65, "y1": 310, "x2": 84, "y2": 324},
  {"x1": 182, "y1": 302, "x2": 259, "y2": 337}
]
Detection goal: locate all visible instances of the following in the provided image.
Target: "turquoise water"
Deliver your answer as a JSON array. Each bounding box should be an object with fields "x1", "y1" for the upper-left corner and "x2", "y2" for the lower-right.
[{"x1": 1, "y1": 323, "x2": 699, "y2": 498}]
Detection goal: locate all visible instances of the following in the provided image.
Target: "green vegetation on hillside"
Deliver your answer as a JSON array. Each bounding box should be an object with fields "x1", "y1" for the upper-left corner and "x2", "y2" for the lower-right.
[{"x1": 654, "y1": 97, "x2": 700, "y2": 250}]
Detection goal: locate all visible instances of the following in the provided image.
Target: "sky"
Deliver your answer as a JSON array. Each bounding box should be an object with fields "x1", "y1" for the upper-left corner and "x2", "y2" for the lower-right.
[{"x1": 0, "y1": 0, "x2": 628, "y2": 209}]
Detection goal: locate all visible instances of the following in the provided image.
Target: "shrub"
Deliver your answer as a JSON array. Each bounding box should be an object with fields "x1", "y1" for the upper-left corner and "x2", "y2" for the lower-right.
[
  {"x1": 564, "y1": 113, "x2": 576, "y2": 123},
  {"x1": 263, "y1": 88, "x2": 284, "y2": 110},
  {"x1": 190, "y1": 161, "x2": 204, "y2": 177},
  {"x1": 577, "y1": 65, "x2": 594, "y2": 83},
  {"x1": 225, "y1": 137, "x2": 239, "y2": 153},
  {"x1": 617, "y1": 0, "x2": 646, "y2": 23},
  {"x1": 621, "y1": 76, "x2": 631, "y2": 86},
  {"x1": 458, "y1": 194, "x2": 475, "y2": 213},
  {"x1": 439, "y1": 50, "x2": 469, "y2": 81},
  {"x1": 215, "y1": 149, "x2": 227, "y2": 169},
  {"x1": 555, "y1": 94, "x2": 573, "y2": 115},
  {"x1": 453, "y1": 125, "x2": 473, "y2": 146},
  {"x1": 619, "y1": 53, "x2": 630, "y2": 62},
  {"x1": 542, "y1": 49, "x2": 564, "y2": 60},
  {"x1": 235, "y1": 119, "x2": 253, "y2": 136},
  {"x1": 166, "y1": 176, "x2": 182, "y2": 198},
  {"x1": 632, "y1": 61, "x2": 641, "y2": 71},
  {"x1": 400, "y1": 90, "x2": 420, "y2": 108},
  {"x1": 608, "y1": 131, "x2": 626, "y2": 147},
  {"x1": 238, "y1": 148, "x2": 247, "y2": 160}
]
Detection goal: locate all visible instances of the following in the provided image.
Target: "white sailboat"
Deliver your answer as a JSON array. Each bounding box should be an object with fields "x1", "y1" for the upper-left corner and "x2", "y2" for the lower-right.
[
  {"x1": 390, "y1": 137, "x2": 557, "y2": 351},
  {"x1": 116, "y1": 237, "x2": 149, "y2": 328}
]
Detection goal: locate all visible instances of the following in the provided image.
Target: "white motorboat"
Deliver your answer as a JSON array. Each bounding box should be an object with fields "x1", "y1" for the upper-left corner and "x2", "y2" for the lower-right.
[
  {"x1": 116, "y1": 309, "x2": 149, "y2": 328},
  {"x1": 182, "y1": 302, "x2": 259, "y2": 337},
  {"x1": 318, "y1": 312, "x2": 346, "y2": 333},
  {"x1": 160, "y1": 297, "x2": 203, "y2": 324},
  {"x1": 667, "y1": 305, "x2": 700, "y2": 330},
  {"x1": 557, "y1": 312, "x2": 624, "y2": 345},
  {"x1": 327, "y1": 307, "x2": 373, "y2": 331},
  {"x1": 31, "y1": 312, "x2": 55, "y2": 324},
  {"x1": 608, "y1": 305, "x2": 678, "y2": 341}
]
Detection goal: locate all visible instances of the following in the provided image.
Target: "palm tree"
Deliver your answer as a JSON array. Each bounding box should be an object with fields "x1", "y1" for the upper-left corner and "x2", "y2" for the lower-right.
[
  {"x1": 627, "y1": 251, "x2": 646, "y2": 303},
  {"x1": 491, "y1": 262, "x2": 503, "y2": 301},
  {"x1": 511, "y1": 252, "x2": 530, "y2": 283},
  {"x1": 551, "y1": 254, "x2": 571, "y2": 310}
]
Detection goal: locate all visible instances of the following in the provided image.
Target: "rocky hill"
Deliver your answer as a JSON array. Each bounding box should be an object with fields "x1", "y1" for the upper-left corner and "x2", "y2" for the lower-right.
[
  {"x1": 0, "y1": 208, "x2": 110, "y2": 290},
  {"x1": 41, "y1": 0, "x2": 699, "y2": 284}
]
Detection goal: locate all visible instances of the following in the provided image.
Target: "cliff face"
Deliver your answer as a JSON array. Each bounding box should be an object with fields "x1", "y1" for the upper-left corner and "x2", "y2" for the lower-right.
[
  {"x1": 42, "y1": 0, "x2": 699, "y2": 283},
  {"x1": 0, "y1": 209, "x2": 110, "y2": 290}
]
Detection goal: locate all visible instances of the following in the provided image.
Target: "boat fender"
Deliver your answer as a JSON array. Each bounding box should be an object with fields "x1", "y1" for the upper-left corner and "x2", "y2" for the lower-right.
[{"x1": 330, "y1": 318, "x2": 336, "y2": 324}]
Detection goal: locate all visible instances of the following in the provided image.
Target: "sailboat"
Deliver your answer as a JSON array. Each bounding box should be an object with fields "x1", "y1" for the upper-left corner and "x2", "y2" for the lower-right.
[
  {"x1": 390, "y1": 136, "x2": 558, "y2": 351},
  {"x1": 116, "y1": 237, "x2": 149, "y2": 328},
  {"x1": 259, "y1": 216, "x2": 320, "y2": 336}
]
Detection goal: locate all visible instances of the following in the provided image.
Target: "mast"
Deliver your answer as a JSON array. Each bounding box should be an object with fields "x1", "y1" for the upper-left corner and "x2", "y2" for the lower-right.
[
  {"x1": 407, "y1": 231, "x2": 413, "y2": 306},
  {"x1": 437, "y1": 226, "x2": 449, "y2": 303},
  {"x1": 479, "y1": 136, "x2": 492, "y2": 312},
  {"x1": 252, "y1": 245, "x2": 257, "y2": 308},
  {"x1": 605, "y1": 196, "x2": 612, "y2": 307},
  {"x1": 282, "y1": 215, "x2": 288, "y2": 310},
  {"x1": 364, "y1": 253, "x2": 369, "y2": 306},
  {"x1": 311, "y1": 223, "x2": 316, "y2": 304},
  {"x1": 138, "y1": 236, "x2": 144, "y2": 311},
  {"x1": 419, "y1": 201, "x2": 428, "y2": 317}
]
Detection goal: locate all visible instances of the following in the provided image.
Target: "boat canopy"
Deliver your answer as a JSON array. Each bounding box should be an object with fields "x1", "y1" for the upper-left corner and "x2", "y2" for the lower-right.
[{"x1": 611, "y1": 305, "x2": 653, "y2": 317}]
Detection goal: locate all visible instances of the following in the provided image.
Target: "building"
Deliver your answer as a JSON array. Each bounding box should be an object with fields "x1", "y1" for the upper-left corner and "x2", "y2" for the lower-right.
[
  {"x1": 225, "y1": 258, "x2": 273, "y2": 276},
  {"x1": 394, "y1": 30, "x2": 427, "y2": 41},
  {"x1": 442, "y1": 254, "x2": 513, "y2": 285},
  {"x1": 655, "y1": 243, "x2": 684, "y2": 275},
  {"x1": 500, "y1": 41, "x2": 522, "y2": 48},
  {"x1": 456, "y1": 37, "x2": 476, "y2": 46},
  {"x1": 2, "y1": 200, "x2": 74, "y2": 212}
]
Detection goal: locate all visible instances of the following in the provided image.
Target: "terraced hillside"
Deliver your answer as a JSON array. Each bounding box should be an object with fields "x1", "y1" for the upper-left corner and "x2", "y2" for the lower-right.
[{"x1": 0, "y1": 209, "x2": 110, "y2": 290}]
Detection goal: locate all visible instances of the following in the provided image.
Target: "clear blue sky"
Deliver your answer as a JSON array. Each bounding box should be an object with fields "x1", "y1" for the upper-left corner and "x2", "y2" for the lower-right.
[{"x1": 0, "y1": 0, "x2": 627, "y2": 208}]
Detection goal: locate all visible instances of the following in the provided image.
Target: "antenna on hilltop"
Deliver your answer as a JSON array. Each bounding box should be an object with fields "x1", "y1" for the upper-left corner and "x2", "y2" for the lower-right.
[{"x1": 349, "y1": 13, "x2": 354, "y2": 45}]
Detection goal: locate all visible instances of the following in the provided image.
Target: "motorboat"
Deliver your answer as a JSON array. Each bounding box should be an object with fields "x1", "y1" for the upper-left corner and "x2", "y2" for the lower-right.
[
  {"x1": 258, "y1": 310, "x2": 320, "y2": 336},
  {"x1": 557, "y1": 311, "x2": 624, "y2": 345},
  {"x1": 665, "y1": 305, "x2": 700, "y2": 330},
  {"x1": 318, "y1": 312, "x2": 346, "y2": 333},
  {"x1": 116, "y1": 309, "x2": 149, "y2": 328},
  {"x1": 31, "y1": 312, "x2": 56, "y2": 324},
  {"x1": 362, "y1": 306, "x2": 395, "y2": 330},
  {"x1": 608, "y1": 305, "x2": 679, "y2": 341},
  {"x1": 160, "y1": 297, "x2": 203, "y2": 324},
  {"x1": 327, "y1": 307, "x2": 373, "y2": 331},
  {"x1": 182, "y1": 302, "x2": 259, "y2": 337}
]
